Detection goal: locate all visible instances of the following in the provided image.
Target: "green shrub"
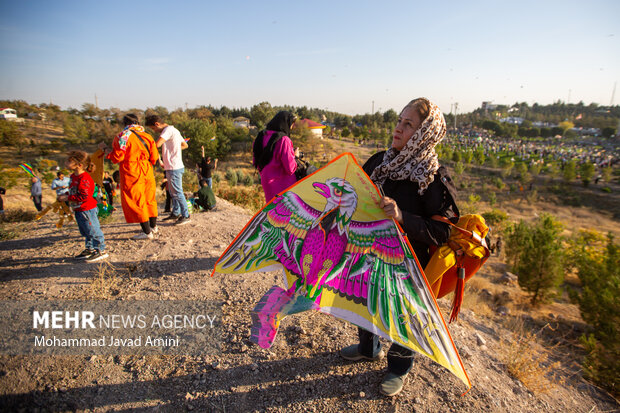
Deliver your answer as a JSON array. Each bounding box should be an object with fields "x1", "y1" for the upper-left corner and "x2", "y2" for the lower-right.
[
  {"x1": 225, "y1": 169, "x2": 238, "y2": 186},
  {"x1": 463, "y1": 150, "x2": 474, "y2": 165},
  {"x1": 453, "y1": 161, "x2": 465, "y2": 177},
  {"x1": 182, "y1": 169, "x2": 198, "y2": 192},
  {"x1": 0, "y1": 120, "x2": 23, "y2": 146},
  {"x1": 580, "y1": 161, "x2": 595, "y2": 187},
  {"x1": 235, "y1": 169, "x2": 245, "y2": 183},
  {"x1": 563, "y1": 160, "x2": 577, "y2": 183},
  {"x1": 506, "y1": 214, "x2": 564, "y2": 305},
  {"x1": 451, "y1": 151, "x2": 461, "y2": 163},
  {"x1": 43, "y1": 172, "x2": 55, "y2": 184},
  {"x1": 487, "y1": 155, "x2": 499, "y2": 168},
  {"x1": 487, "y1": 191, "x2": 497, "y2": 206},
  {"x1": 529, "y1": 162, "x2": 542, "y2": 176},
  {"x1": 601, "y1": 186, "x2": 611, "y2": 193},
  {"x1": 482, "y1": 209, "x2": 508, "y2": 229},
  {"x1": 241, "y1": 174, "x2": 253, "y2": 186},
  {"x1": 568, "y1": 233, "x2": 620, "y2": 397},
  {"x1": 493, "y1": 177, "x2": 505, "y2": 190}
]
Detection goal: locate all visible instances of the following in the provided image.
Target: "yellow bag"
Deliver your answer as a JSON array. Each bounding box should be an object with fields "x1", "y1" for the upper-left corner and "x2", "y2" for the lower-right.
[{"x1": 424, "y1": 214, "x2": 491, "y2": 322}]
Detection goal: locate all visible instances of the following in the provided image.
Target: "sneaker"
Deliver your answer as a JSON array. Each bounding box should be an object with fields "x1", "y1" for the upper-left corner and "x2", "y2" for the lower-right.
[
  {"x1": 151, "y1": 226, "x2": 159, "y2": 234},
  {"x1": 75, "y1": 248, "x2": 95, "y2": 259},
  {"x1": 175, "y1": 216, "x2": 191, "y2": 226},
  {"x1": 340, "y1": 344, "x2": 385, "y2": 361},
  {"x1": 162, "y1": 214, "x2": 179, "y2": 222},
  {"x1": 132, "y1": 231, "x2": 154, "y2": 240},
  {"x1": 86, "y1": 250, "x2": 109, "y2": 263},
  {"x1": 380, "y1": 372, "x2": 407, "y2": 397}
]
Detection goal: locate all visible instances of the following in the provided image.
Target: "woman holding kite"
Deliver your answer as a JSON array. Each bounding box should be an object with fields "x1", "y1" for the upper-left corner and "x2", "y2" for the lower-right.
[{"x1": 340, "y1": 98, "x2": 459, "y2": 396}]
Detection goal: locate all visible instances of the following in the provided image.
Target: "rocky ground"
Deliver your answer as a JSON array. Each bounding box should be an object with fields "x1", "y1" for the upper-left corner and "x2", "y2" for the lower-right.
[{"x1": 0, "y1": 197, "x2": 618, "y2": 412}]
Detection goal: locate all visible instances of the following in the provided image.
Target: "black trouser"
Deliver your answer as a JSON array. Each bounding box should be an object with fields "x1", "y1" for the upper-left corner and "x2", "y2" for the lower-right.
[
  {"x1": 164, "y1": 190, "x2": 171, "y2": 213},
  {"x1": 140, "y1": 217, "x2": 158, "y2": 234},
  {"x1": 32, "y1": 195, "x2": 42, "y2": 212},
  {"x1": 358, "y1": 327, "x2": 415, "y2": 376},
  {"x1": 105, "y1": 190, "x2": 114, "y2": 206}
]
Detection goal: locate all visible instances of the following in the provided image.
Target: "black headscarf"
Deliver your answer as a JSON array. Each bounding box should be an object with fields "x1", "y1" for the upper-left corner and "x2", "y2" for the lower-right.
[{"x1": 253, "y1": 111, "x2": 296, "y2": 171}]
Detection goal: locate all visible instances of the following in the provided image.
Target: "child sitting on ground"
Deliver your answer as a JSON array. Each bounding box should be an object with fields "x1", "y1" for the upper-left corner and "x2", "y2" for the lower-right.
[
  {"x1": 58, "y1": 151, "x2": 108, "y2": 262},
  {"x1": 194, "y1": 179, "x2": 217, "y2": 211}
]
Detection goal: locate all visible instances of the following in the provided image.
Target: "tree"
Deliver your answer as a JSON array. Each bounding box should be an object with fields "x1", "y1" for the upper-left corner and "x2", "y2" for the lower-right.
[
  {"x1": 81, "y1": 103, "x2": 99, "y2": 118},
  {"x1": 0, "y1": 120, "x2": 22, "y2": 146},
  {"x1": 515, "y1": 163, "x2": 532, "y2": 186},
  {"x1": 508, "y1": 214, "x2": 564, "y2": 305},
  {"x1": 175, "y1": 119, "x2": 221, "y2": 163},
  {"x1": 568, "y1": 233, "x2": 620, "y2": 396},
  {"x1": 453, "y1": 161, "x2": 465, "y2": 177},
  {"x1": 505, "y1": 220, "x2": 530, "y2": 269},
  {"x1": 63, "y1": 114, "x2": 88, "y2": 143},
  {"x1": 481, "y1": 120, "x2": 502, "y2": 135},
  {"x1": 601, "y1": 166, "x2": 613, "y2": 182},
  {"x1": 563, "y1": 160, "x2": 577, "y2": 183},
  {"x1": 474, "y1": 147, "x2": 486, "y2": 165},
  {"x1": 383, "y1": 109, "x2": 398, "y2": 127},
  {"x1": 601, "y1": 127, "x2": 616, "y2": 138},
  {"x1": 250, "y1": 102, "x2": 275, "y2": 130},
  {"x1": 580, "y1": 161, "x2": 596, "y2": 187},
  {"x1": 558, "y1": 120, "x2": 574, "y2": 135}
]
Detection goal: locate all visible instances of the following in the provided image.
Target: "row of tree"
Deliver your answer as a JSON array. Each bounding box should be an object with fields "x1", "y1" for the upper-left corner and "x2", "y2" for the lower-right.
[{"x1": 504, "y1": 216, "x2": 619, "y2": 397}]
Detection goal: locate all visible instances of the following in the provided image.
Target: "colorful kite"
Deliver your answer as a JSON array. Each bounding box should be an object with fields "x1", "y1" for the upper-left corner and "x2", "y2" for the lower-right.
[
  {"x1": 213, "y1": 153, "x2": 471, "y2": 388},
  {"x1": 35, "y1": 200, "x2": 74, "y2": 228},
  {"x1": 19, "y1": 163, "x2": 35, "y2": 177}
]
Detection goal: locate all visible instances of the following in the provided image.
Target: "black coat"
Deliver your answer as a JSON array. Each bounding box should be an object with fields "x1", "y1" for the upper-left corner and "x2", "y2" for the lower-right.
[{"x1": 363, "y1": 151, "x2": 459, "y2": 267}]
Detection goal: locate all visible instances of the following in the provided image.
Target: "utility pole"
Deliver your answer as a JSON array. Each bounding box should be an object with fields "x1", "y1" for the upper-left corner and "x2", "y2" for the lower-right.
[
  {"x1": 454, "y1": 102, "x2": 458, "y2": 130},
  {"x1": 611, "y1": 81, "x2": 617, "y2": 106},
  {"x1": 95, "y1": 94, "x2": 98, "y2": 108},
  {"x1": 372, "y1": 100, "x2": 374, "y2": 114}
]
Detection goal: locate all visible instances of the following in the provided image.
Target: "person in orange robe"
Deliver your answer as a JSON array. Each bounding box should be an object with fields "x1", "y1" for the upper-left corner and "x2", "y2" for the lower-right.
[{"x1": 104, "y1": 114, "x2": 159, "y2": 240}]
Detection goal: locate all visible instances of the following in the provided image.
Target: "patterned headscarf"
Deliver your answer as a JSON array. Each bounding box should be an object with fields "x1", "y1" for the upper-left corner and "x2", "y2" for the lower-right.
[
  {"x1": 116, "y1": 124, "x2": 145, "y2": 152},
  {"x1": 369, "y1": 98, "x2": 446, "y2": 195}
]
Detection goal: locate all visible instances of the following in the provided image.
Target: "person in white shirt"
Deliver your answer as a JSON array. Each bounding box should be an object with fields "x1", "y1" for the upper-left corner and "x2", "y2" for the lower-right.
[{"x1": 145, "y1": 114, "x2": 191, "y2": 226}]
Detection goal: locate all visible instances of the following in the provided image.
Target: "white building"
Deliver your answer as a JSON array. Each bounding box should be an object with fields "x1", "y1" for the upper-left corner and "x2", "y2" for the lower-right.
[{"x1": 0, "y1": 108, "x2": 17, "y2": 120}]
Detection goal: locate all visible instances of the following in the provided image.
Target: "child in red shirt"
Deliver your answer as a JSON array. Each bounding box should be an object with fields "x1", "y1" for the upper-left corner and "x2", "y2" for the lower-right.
[{"x1": 58, "y1": 151, "x2": 108, "y2": 262}]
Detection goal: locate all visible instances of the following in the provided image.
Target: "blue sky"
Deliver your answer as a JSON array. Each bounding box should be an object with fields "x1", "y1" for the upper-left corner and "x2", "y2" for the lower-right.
[{"x1": 1, "y1": 0, "x2": 619, "y2": 115}]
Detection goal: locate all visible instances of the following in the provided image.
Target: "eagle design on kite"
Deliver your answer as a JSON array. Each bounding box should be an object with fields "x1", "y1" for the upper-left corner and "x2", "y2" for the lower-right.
[{"x1": 214, "y1": 153, "x2": 469, "y2": 387}]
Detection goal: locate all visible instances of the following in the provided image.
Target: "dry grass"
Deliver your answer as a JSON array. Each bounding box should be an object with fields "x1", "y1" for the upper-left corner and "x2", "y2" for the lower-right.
[
  {"x1": 0, "y1": 208, "x2": 37, "y2": 223},
  {"x1": 500, "y1": 317, "x2": 565, "y2": 394},
  {"x1": 89, "y1": 261, "x2": 123, "y2": 299},
  {"x1": 459, "y1": 277, "x2": 494, "y2": 317}
]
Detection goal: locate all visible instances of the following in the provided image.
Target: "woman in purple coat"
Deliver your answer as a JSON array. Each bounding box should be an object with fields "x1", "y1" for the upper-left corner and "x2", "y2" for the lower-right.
[{"x1": 252, "y1": 111, "x2": 299, "y2": 202}]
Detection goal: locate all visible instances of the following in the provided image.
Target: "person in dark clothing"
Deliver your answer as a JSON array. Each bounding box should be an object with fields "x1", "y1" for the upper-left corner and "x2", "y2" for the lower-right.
[
  {"x1": 102, "y1": 171, "x2": 115, "y2": 207},
  {"x1": 30, "y1": 176, "x2": 43, "y2": 212},
  {"x1": 194, "y1": 179, "x2": 217, "y2": 211},
  {"x1": 161, "y1": 176, "x2": 171, "y2": 213},
  {"x1": 340, "y1": 98, "x2": 458, "y2": 397},
  {"x1": 199, "y1": 146, "x2": 218, "y2": 188},
  {"x1": 0, "y1": 187, "x2": 5, "y2": 214},
  {"x1": 112, "y1": 170, "x2": 120, "y2": 186}
]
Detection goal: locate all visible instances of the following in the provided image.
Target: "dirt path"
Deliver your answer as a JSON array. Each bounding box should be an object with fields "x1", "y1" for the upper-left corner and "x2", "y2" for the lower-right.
[{"x1": 0, "y1": 198, "x2": 618, "y2": 412}]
